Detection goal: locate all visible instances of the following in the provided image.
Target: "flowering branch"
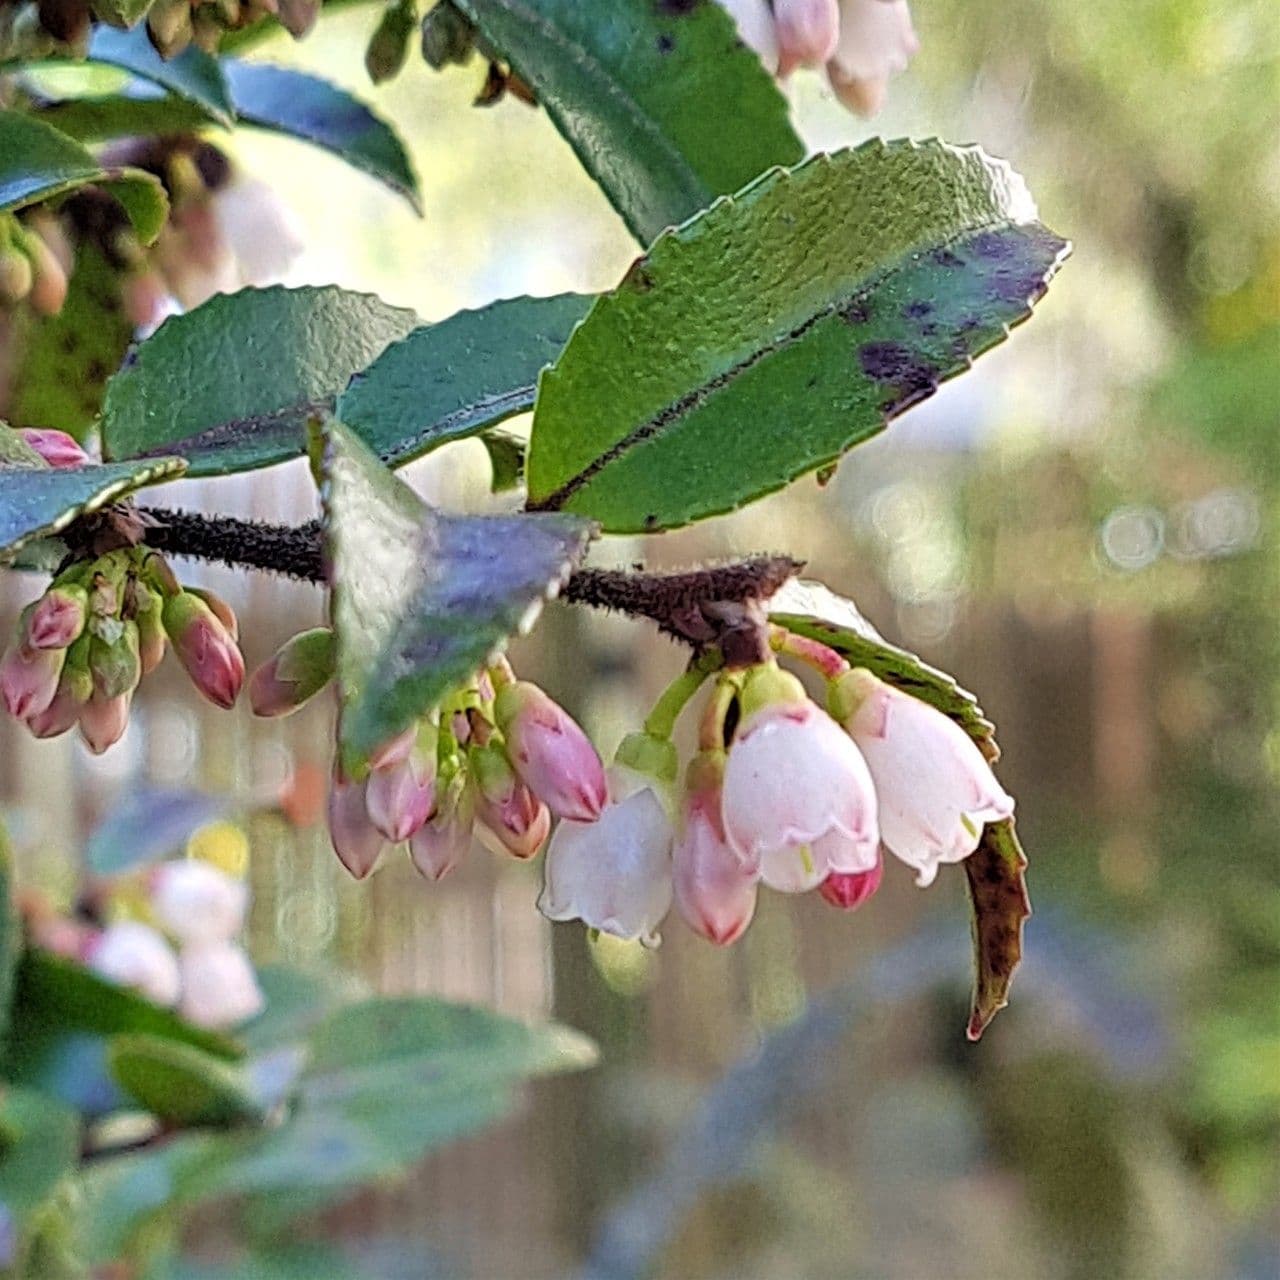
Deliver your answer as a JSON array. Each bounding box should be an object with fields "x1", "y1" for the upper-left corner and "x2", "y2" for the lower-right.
[{"x1": 132, "y1": 506, "x2": 802, "y2": 656}]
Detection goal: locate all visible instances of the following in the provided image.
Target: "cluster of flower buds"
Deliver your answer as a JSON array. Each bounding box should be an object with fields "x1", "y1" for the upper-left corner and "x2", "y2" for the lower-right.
[
  {"x1": 541, "y1": 637, "x2": 1013, "y2": 948},
  {"x1": 145, "y1": 0, "x2": 318, "y2": 58},
  {"x1": 248, "y1": 637, "x2": 607, "y2": 883},
  {"x1": 0, "y1": 431, "x2": 245, "y2": 749},
  {"x1": 54, "y1": 859, "x2": 265, "y2": 1029},
  {"x1": 717, "y1": 0, "x2": 918, "y2": 116},
  {"x1": 0, "y1": 210, "x2": 71, "y2": 316}
]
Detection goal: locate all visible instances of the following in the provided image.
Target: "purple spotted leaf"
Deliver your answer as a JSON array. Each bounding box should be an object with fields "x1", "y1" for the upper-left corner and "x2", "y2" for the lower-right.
[
  {"x1": 314, "y1": 419, "x2": 594, "y2": 772},
  {"x1": 527, "y1": 139, "x2": 1070, "y2": 533}
]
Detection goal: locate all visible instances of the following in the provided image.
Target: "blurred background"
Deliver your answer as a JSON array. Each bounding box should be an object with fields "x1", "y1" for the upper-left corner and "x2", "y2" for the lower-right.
[{"x1": 3, "y1": 0, "x2": 1280, "y2": 1275}]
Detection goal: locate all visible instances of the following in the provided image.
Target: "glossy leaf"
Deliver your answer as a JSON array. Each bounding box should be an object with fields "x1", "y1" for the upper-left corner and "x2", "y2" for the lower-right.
[
  {"x1": 100, "y1": 286, "x2": 418, "y2": 475},
  {"x1": 527, "y1": 140, "x2": 1071, "y2": 532},
  {"x1": 0, "y1": 433, "x2": 186, "y2": 564},
  {"x1": 6, "y1": 243, "x2": 135, "y2": 440},
  {"x1": 768, "y1": 578, "x2": 1028, "y2": 1036},
  {"x1": 87, "y1": 26, "x2": 235, "y2": 128},
  {"x1": 0, "y1": 109, "x2": 168, "y2": 242},
  {"x1": 223, "y1": 60, "x2": 420, "y2": 212},
  {"x1": 108, "y1": 1034, "x2": 265, "y2": 1128},
  {"x1": 335, "y1": 292, "x2": 591, "y2": 467},
  {"x1": 454, "y1": 0, "x2": 802, "y2": 245},
  {"x1": 317, "y1": 419, "x2": 593, "y2": 769},
  {"x1": 85, "y1": 787, "x2": 230, "y2": 876}
]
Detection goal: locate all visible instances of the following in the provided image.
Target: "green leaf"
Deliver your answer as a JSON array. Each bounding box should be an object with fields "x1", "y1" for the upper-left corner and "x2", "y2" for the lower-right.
[
  {"x1": 963, "y1": 818, "x2": 1030, "y2": 1042},
  {"x1": 100, "y1": 286, "x2": 419, "y2": 475},
  {"x1": 0, "y1": 109, "x2": 168, "y2": 242},
  {"x1": 767, "y1": 578, "x2": 1029, "y2": 1038},
  {"x1": 222, "y1": 60, "x2": 420, "y2": 212},
  {"x1": 4, "y1": 950, "x2": 242, "y2": 1100},
  {"x1": 768, "y1": 579, "x2": 998, "y2": 758},
  {"x1": 335, "y1": 292, "x2": 591, "y2": 467},
  {"x1": 34, "y1": 94, "x2": 203, "y2": 145},
  {"x1": 0, "y1": 1088, "x2": 79, "y2": 1270},
  {"x1": 87, "y1": 26, "x2": 235, "y2": 128},
  {"x1": 0, "y1": 431, "x2": 186, "y2": 564},
  {"x1": 481, "y1": 429, "x2": 525, "y2": 492},
  {"x1": 78, "y1": 995, "x2": 594, "y2": 1255},
  {"x1": 85, "y1": 788, "x2": 229, "y2": 876},
  {"x1": 317, "y1": 419, "x2": 593, "y2": 769},
  {"x1": 108, "y1": 1034, "x2": 265, "y2": 1129},
  {"x1": 6, "y1": 242, "x2": 135, "y2": 440},
  {"x1": 526, "y1": 140, "x2": 1071, "y2": 533},
  {"x1": 453, "y1": 0, "x2": 803, "y2": 244}
]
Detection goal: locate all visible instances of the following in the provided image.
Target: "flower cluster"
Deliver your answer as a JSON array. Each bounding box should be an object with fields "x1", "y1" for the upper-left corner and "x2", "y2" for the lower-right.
[
  {"x1": 542, "y1": 640, "x2": 1013, "y2": 948},
  {"x1": 717, "y1": 0, "x2": 918, "y2": 117},
  {"x1": 249, "y1": 639, "x2": 606, "y2": 883},
  {"x1": 0, "y1": 431, "x2": 245, "y2": 749},
  {"x1": 46, "y1": 859, "x2": 265, "y2": 1030}
]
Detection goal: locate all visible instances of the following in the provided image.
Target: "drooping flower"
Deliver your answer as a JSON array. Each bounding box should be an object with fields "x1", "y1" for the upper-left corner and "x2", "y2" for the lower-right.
[
  {"x1": 26, "y1": 585, "x2": 87, "y2": 650},
  {"x1": 672, "y1": 751, "x2": 759, "y2": 946},
  {"x1": 831, "y1": 668, "x2": 1014, "y2": 886},
  {"x1": 178, "y1": 942, "x2": 266, "y2": 1029},
  {"x1": 826, "y1": 0, "x2": 919, "y2": 117},
  {"x1": 365, "y1": 733, "x2": 437, "y2": 843},
  {"x1": 721, "y1": 666, "x2": 879, "y2": 891},
  {"x1": 150, "y1": 859, "x2": 249, "y2": 946},
  {"x1": 162, "y1": 590, "x2": 244, "y2": 710},
  {"x1": 819, "y1": 852, "x2": 884, "y2": 910},
  {"x1": 409, "y1": 769, "x2": 476, "y2": 882},
  {"x1": 494, "y1": 680, "x2": 607, "y2": 822},
  {"x1": 472, "y1": 743, "x2": 551, "y2": 860},
  {"x1": 774, "y1": 0, "x2": 840, "y2": 76},
  {"x1": 87, "y1": 921, "x2": 181, "y2": 1008},
  {"x1": 327, "y1": 771, "x2": 387, "y2": 880},
  {"x1": 539, "y1": 764, "x2": 675, "y2": 945},
  {"x1": 78, "y1": 691, "x2": 131, "y2": 755}
]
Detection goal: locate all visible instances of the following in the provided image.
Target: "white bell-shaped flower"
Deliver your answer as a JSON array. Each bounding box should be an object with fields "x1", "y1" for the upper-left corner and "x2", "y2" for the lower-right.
[
  {"x1": 150, "y1": 859, "x2": 249, "y2": 946},
  {"x1": 539, "y1": 767, "x2": 674, "y2": 945},
  {"x1": 827, "y1": 0, "x2": 919, "y2": 116},
  {"x1": 179, "y1": 942, "x2": 266, "y2": 1029},
  {"x1": 833, "y1": 668, "x2": 1014, "y2": 887},
  {"x1": 88, "y1": 921, "x2": 181, "y2": 1008}
]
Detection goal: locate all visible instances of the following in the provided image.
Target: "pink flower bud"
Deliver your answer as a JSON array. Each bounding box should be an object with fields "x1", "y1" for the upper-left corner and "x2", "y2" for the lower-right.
[
  {"x1": 178, "y1": 942, "x2": 265, "y2": 1029},
  {"x1": 409, "y1": 772, "x2": 475, "y2": 882},
  {"x1": 539, "y1": 767, "x2": 674, "y2": 944},
  {"x1": 327, "y1": 772, "x2": 386, "y2": 880},
  {"x1": 27, "y1": 685, "x2": 84, "y2": 739},
  {"x1": 87, "y1": 921, "x2": 181, "y2": 1007},
  {"x1": 162, "y1": 591, "x2": 244, "y2": 709},
  {"x1": 774, "y1": 0, "x2": 840, "y2": 75},
  {"x1": 494, "y1": 681, "x2": 606, "y2": 822},
  {"x1": 826, "y1": 0, "x2": 919, "y2": 117},
  {"x1": 248, "y1": 627, "x2": 334, "y2": 717},
  {"x1": 78, "y1": 692, "x2": 131, "y2": 755},
  {"x1": 368, "y1": 724, "x2": 417, "y2": 770},
  {"x1": 27, "y1": 585, "x2": 87, "y2": 650},
  {"x1": 150, "y1": 859, "x2": 249, "y2": 945},
  {"x1": 16, "y1": 429, "x2": 90, "y2": 468},
  {"x1": 0, "y1": 643, "x2": 64, "y2": 720},
  {"x1": 472, "y1": 744, "x2": 551, "y2": 860},
  {"x1": 366, "y1": 740, "x2": 436, "y2": 843},
  {"x1": 722, "y1": 671, "x2": 878, "y2": 882},
  {"x1": 187, "y1": 588, "x2": 239, "y2": 642},
  {"x1": 672, "y1": 752, "x2": 758, "y2": 946},
  {"x1": 819, "y1": 853, "x2": 883, "y2": 910},
  {"x1": 832, "y1": 668, "x2": 1013, "y2": 887}
]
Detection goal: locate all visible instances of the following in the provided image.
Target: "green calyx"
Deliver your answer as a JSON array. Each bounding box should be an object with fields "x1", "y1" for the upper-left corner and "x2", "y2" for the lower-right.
[
  {"x1": 826, "y1": 666, "x2": 880, "y2": 726},
  {"x1": 614, "y1": 730, "x2": 678, "y2": 785},
  {"x1": 736, "y1": 661, "x2": 806, "y2": 724}
]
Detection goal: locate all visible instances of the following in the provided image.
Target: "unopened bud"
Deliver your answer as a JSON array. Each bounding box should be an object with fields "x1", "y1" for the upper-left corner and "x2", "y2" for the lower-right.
[
  {"x1": 276, "y1": 0, "x2": 318, "y2": 36},
  {"x1": 163, "y1": 591, "x2": 244, "y2": 709},
  {"x1": 472, "y1": 743, "x2": 551, "y2": 860},
  {"x1": 819, "y1": 855, "x2": 884, "y2": 910},
  {"x1": 27, "y1": 584, "x2": 87, "y2": 651},
  {"x1": 420, "y1": 0, "x2": 475, "y2": 68},
  {"x1": 79, "y1": 691, "x2": 130, "y2": 754},
  {"x1": 366, "y1": 731, "x2": 437, "y2": 843},
  {"x1": 89, "y1": 623, "x2": 141, "y2": 700},
  {"x1": 0, "y1": 643, "x2": 64, "y2": 720},
  {"x1": 0, "y1": 248, "x2": 33, "y2": 303},
  {"x1": 248, "y1": 627, "x2": 334, "y2": 717},
  {"x1": 366, "y1": 0, "x2": 415, "y2": 82},
  {"x1": 146, "y1": 0, "x2": 194, "y2": 56},
  {"x1": 27, "y1": 646, "x2": 90, "y2": 737},
  {"x1": 494, "y1": 681, "x2": 606, "y2": 822},
  {"x1": 409, "y1": 770, "x2": 475, "y2": 882},
  {"x1": 16, "y1": 428, "x2": 90, "y2": 469},
  {"x1": 187, "y1": 587, "x2": 238, "y2": 642},
  {"x1": 327, "y1": 772, "x2": 386, "y2": 880}
]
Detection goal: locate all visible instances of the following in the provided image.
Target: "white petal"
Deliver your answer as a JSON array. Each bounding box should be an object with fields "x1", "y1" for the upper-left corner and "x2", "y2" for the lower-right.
[
  {"x1": 151, "y1": 860, "x2": 249, "y2": 945},
  {"x1": 179, "y1": 942, "x2": 266, "y2": 1029},
  {"x1": 89, "y1": 922, "x2": 181, "y2": 1008},
  {"x1": 539, "y1": 785, "x2": 674, "y2": 944},
  {"x1": 830, "y1": 0, "x2": 918, "y2": 81},
  {"x1": 716, "y1": 0, "x2": 781, "y2": 72}
]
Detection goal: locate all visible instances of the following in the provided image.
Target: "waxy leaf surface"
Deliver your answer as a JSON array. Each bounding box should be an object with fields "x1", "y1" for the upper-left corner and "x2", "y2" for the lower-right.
[{"x1": 87, "y1": 26, "x2": 235, "y2": 127}]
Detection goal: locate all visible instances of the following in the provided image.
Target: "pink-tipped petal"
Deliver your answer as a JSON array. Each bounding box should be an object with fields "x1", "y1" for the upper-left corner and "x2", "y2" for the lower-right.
[
  {"x1": 327, "y1": 774, "x2": 386, "y2": 879},
  {"x1": 819, "y1": 853, "x2": 884, "y2": 910},
  {"x1": 17, "y1": 429, "x2": 91, "y2": 468}
]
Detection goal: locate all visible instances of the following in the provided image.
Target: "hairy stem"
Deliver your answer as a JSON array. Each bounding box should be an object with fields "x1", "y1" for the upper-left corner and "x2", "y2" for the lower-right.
[{"x1": 134, "y1": 506, "x2": 802, "y2": 650}]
